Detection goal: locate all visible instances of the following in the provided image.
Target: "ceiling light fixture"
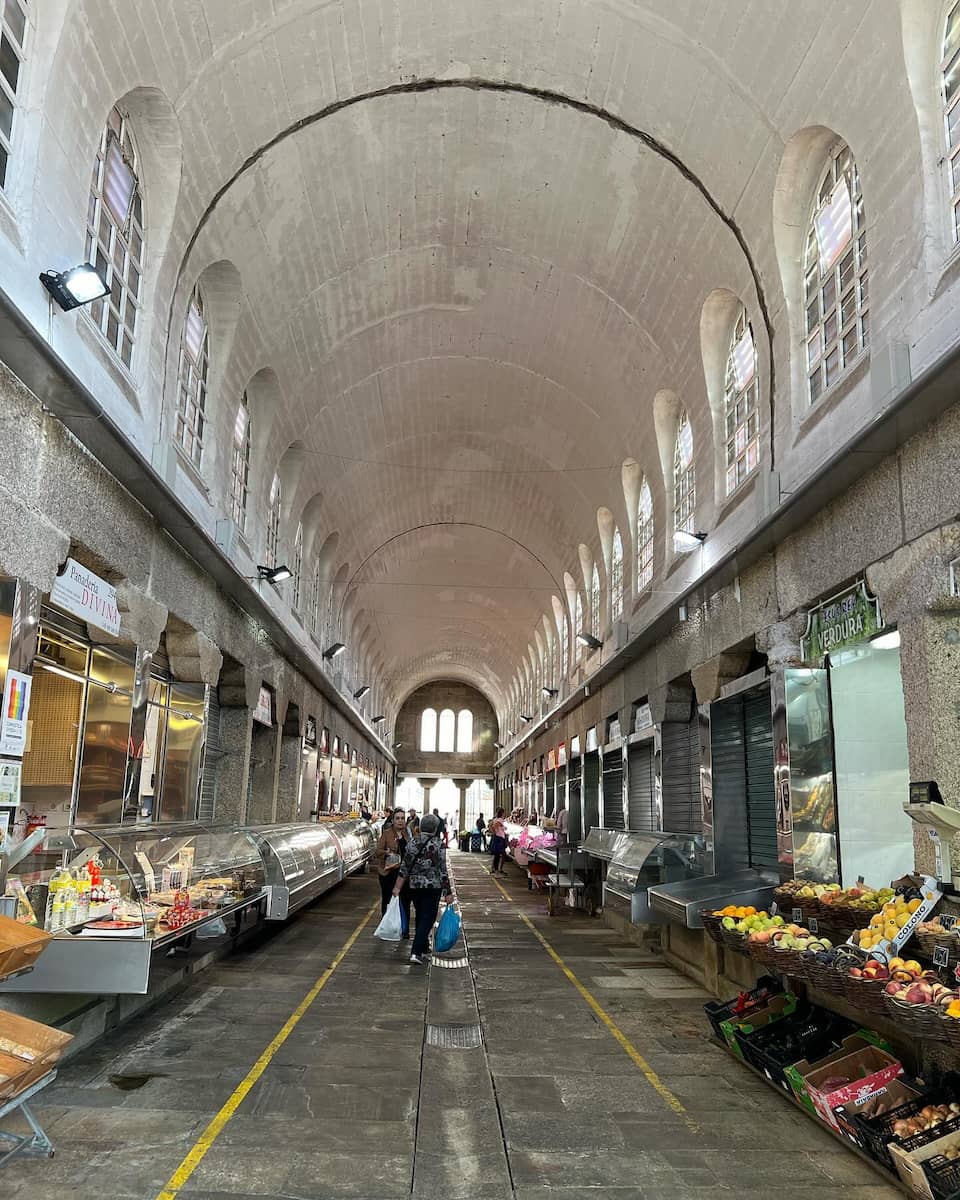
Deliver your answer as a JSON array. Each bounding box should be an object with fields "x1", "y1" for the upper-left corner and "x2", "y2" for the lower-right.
[
  {"x1": 542, "y1": 686, "x2": 558, "y2": 698},
  {"x1": 371, "y1": 714, "x2": 385, "y2": 723},
  {"x1": 322, "y1": 642, "x2": 346, "y2": 660},
  {"x1": 39, "y1": 264, "x2": 109, "y2": 311},
  {"x1": 494, "y1": 741, "x2": 503, "y2": 750},
  {"x1": 673, "y1": 529, "x2": 707, "y2": 553},
  {"x1": 520, "y1": 713, "x2": 533, "y2": 723},
  {"x1": 576, "y1": 631, "x2": 602, "y2": 651},
  {"x1": 353, "y1": 685, "x2": 370, "y2": 701}
]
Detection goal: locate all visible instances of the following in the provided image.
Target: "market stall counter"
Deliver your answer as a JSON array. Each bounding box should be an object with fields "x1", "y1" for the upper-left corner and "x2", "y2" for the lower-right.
[
  {"x1": 602, "y1": 830, "x2": 706, "y2": 923},
  {"x1": 648, "y1": 867, "x2": 779, "y2": 928}
]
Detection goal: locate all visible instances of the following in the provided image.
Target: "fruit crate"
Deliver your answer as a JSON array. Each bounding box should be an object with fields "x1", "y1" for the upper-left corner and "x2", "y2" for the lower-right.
[
  {"x1": 923, "y1": 1151, "x2": 960, "y2": 1198},
  {"x1": 0, "y1": 1011, "x2": 73, "y2": 1101},
  {"x1": 703, "y1": 976, "x2": 782, "y2": 1044},
  {"x1": 740, "y1": 1010, "x2": 853, "y2": 1098},
  {"x1": 855, "y1": 1097, "x2": 959, "y2": 1170}
]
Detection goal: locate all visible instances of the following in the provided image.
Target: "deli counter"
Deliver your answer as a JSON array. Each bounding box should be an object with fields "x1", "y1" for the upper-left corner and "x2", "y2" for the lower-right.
[{"x1": 0, "y1": 818, "x2": 374, "y2": 994}]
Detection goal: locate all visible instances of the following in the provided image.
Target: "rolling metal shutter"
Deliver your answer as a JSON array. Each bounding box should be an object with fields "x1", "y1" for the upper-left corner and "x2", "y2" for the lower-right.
[
  {"x1": 744, "y1": 688, "x2": 777, "y2": 870},
  {"x1": 602, "y1": 751, "x2": 625, "y2": 829},
  {"x1": 554, "y1": 765, "x2": 566, "y2": 818},
  {"x1": 661, "y1": 717, "x2": 701, "y2": 834},
  {"x1": 627, "y1": 740, "x2": 656, "y2": 831},
  {"x1": 543, "y1": 769, "x2": 555, "y2": 820},
  {"x1": 568, "y1": 757, "x2": 582, "y2": 842},
  {"x1": 197, "y1": 685, "x2": 221, "y2": 822},
  {"x1": 582, "y1": 751, "x2": 600, "y2": 835},
  {"x1": 711, "y1": 695, "x2": 749, "y2": 870}
]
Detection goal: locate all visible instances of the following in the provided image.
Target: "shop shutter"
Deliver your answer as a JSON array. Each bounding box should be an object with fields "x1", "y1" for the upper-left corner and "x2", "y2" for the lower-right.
[
  {"x1": 744, "y1": 688, "x2": 777, "y2": 870},
  {"x1": 661, "y1": 717, "x2": 701, "y2": 834},
  {"x1": 568, "y1": 758, "x2": 582, "y2": 842},
  {"x1": 711, "y1": 696, "x2": 749, "y2": 870},
  {"x1": 627, "y1": 741, "x2": 656, "y2": 831},
  {"x1": 544, "y1": 769, "x2": 555, "y2": 820},
  {"x1": 554, "y1": 765, "x2": 566, "y2": 818},
  {"x1": 602, "y1": 752, "x2": 625, "y2": 829},
  {"x1": 197, "y1": 685, "x2": 221, "y2": 822},
  {"x1": 582, "y1": 751, "x2": 600, "y2": 835}
]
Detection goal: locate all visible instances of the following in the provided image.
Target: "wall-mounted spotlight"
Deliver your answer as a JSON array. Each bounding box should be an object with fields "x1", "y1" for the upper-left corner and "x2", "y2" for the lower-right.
[
  {"x1": 353, "y1": 685, "x2": 370, "y2": 701},
  {"x1": 576, "y1": 631, "x2": 602, "y2": 651},
  {"x1": 371, "y1": 714, "x2": 385, "y2": 723},
  {"x1": 542, "y1": 686, "x2": 559, "y2": 698},
  {"x1": 520, "y1": 713, "x2": 533, "y2": 723},
  {"x1": 394, "y1": 741, "x2": 403, "y2": 749},
  {"x1": 678, "y1": 601, "x2": 689, "y2": 622},
  {"x1": 673, "y1": 529, "x2": 707, "y2": 553},
  {"x1": 322, "y1": 642, "x2": 346, "y2": 660},
  {"x1": 257, "y1": 563, "x2": 292, "y2": 584},
  {"x1": 494, "y1": 741, "x2": 503, "y2": 750},
  {"x1": 40, "y1": 264, "x2": 109, "y2": 311}
]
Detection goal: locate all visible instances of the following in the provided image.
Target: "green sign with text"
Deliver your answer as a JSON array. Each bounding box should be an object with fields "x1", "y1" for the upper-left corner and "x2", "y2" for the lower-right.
[{"x1": 801, "y1": 581, "x2": 881, "y2": 664}]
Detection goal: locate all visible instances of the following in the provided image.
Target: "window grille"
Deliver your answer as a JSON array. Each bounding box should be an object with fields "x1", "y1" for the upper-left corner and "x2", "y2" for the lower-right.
[
  {"x1": 176, "y1": 285, "x2": 209, "y2": 467},
  {"x1": 724, "y1": 306, "x2": 760, "y2": 494}
]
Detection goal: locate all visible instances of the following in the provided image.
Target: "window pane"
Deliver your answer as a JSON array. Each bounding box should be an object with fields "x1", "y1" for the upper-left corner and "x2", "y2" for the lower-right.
[
  {"x1": 420, "y1": 708, "x2": 437, "y2": 752},
  {"x1": 456, "y1": 710, "x2": 473, "y2": 753},
  {"x1": 103, "y1": 136, "x2": 135, "y2": 224},
  {"x1": 0, "y1": 32, "x2": 19, "y2": 91},
  {"x1": 814, "y1": 177, "x2": 853, "y2": 271},
  {"x1": 438, "y1": 709, "x2": 455, "y2": 753},
  {"x1": 184, "y1": 300, "x2": 205, "y2": 361},
  {"x1": 5, "y1": 2, "x2": 26, "y2": 46}
]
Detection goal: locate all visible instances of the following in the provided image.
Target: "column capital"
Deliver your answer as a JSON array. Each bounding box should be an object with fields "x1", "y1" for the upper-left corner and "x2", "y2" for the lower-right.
[
  {"x1": 451, "y1": 778, "x2": 472, "y2": 792},
  {"x1": 867, "y1": 524, "x2": 960, "y2": 624},
  {"x1": 165, "y1": 621, "x2": 223, "y2": 684},
  {"x1": 691, "y1": 651, "x2": 752, "y2": 704},
  {"x1": 756, "y1": 612, "x2": 809, "y2": 670},
  {"x1": 648, "y1": 681, "x2": 694, "y2": 725},
  {"x1": 88, "y1": 580, "x2": 167, "y2": 653}
]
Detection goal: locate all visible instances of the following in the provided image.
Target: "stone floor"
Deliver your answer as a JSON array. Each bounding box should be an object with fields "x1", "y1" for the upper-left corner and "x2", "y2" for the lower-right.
[{"x1": 0, "y1": 852, "x2": 900, "y2": 1199}]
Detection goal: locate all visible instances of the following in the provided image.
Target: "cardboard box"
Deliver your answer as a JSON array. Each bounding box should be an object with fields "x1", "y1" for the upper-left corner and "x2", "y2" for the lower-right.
[
  {"x1": 785, "y1": 1031, "x2": 893, "y2": 1116},
  {"x1": 891, "y1": 1126, "x2": 960, "y2": 1200},
  {"x1": 719, "y1": 993, "x2": 798, "y2": 1060},
  {"x1": 805, "y1": 1043, "x2": 903, "y2": 1130}
]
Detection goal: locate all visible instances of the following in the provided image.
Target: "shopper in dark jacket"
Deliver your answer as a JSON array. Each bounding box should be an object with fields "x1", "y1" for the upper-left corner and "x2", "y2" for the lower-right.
[{"x1": 394, "y1": 813, "x2": 453, "y2": 964}]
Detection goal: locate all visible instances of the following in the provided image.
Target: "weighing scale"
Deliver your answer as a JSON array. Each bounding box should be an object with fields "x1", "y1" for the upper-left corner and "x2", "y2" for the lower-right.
[{"x1": 903, "y1": 781, "x2": 960, "y2": 894}]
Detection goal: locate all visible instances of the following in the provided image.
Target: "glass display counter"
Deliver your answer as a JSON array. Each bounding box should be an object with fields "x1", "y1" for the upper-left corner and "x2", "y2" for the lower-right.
[
  {"x1": 0, "y1": 823, "x2": 265, "y2": 994},
  {"x1": 246, "y1": 823, "x2": 341, "y2": 918},
  {"x1": 324, "y1": 818, "x2": 376, "y2": 873},
  {"x1": 603, "y1": 831, "x2": 706, "y2": 923}
]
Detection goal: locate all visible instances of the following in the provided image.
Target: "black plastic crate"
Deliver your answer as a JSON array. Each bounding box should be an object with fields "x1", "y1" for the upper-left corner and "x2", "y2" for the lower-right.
[
  {"x1": 924, "y1": 1152, "x2": 960, "y2": 1199},
  {"x1": 855, "y1": 1095, "x2": 960, "y2": 1170},
  {"x1": 703, "y1": 975, "x2": 782, "y2": 1044},
  {"x1": 744, "y1": 1011, "x2": 855, "y2": 1096}
]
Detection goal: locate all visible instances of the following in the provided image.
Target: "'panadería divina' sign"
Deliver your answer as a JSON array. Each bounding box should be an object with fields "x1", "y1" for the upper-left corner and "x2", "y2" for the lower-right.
[{"x1": 801, "y1": 581, "x2": 881, "y2": 663}]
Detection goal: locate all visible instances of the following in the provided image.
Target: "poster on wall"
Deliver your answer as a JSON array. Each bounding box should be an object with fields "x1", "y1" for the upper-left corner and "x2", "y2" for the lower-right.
[
  {"x1": 253, "y1": 685, "x2": 273, "y2": 727},
  {"x1": 0, "y1": 760, "x2": 22, "y2": 807},
  {"x1": 0, "y1": 808, "x2": 9, "y2": 848},
  {"x1": 0, "y1": 670, "x2": 32, "y2": 757},
  {"x1": 50, "y1": 558, "x2": 121, "y2": 636}
]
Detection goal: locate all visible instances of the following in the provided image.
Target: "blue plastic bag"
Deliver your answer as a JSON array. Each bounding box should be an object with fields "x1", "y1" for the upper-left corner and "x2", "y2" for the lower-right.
[
  {"x1": 400, "y1": 902, "x2": 409, "y2": 936},
  {"x1": 435, "y1": 903, "x2": 461, "y2": 953}
]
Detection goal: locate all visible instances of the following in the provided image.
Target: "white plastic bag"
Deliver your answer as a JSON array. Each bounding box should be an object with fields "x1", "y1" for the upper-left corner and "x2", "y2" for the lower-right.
[{"x1": 374, "y1": 895, "x2": 403, "y2": 941}]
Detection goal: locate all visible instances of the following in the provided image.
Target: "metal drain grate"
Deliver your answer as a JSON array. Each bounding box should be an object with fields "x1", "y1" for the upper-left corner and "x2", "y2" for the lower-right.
[
  {"x1": 425, "y1": 1024, "x2": 483, "y2": 1049},
  {"x1": 431, "y1": 956, "x2": 469, "y2": 969}
]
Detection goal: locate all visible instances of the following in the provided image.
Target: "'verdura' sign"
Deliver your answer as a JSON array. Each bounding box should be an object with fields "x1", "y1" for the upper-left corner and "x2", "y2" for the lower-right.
[{"x1": 801, "y1": 581, "x2": 881, "y2": 664}]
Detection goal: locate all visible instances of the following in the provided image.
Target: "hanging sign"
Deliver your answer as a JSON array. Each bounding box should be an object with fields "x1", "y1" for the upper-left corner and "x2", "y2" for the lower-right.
[
  {"x1": 253, "y1": 685, "x2": 273, "y2": 726},
  {"x1": 801, "y1": 581, "x2": 881, "y2": 664},
  {"x1": 0, "y1": 671, "x2": 32, "y2": 757},
  {"x1": 332, "y1": 735, "x2": 340, "y2": 759},
  {"x1": 547, "y1": 749, "x2": 556, "y2": 771},
  {"x1": 320, "y1": 727, "x2": 330, "y2": 756},
  {"x1": 0, "y1": 760, "x2": 21, "y2": 806},
  {"x1": 50, "y1": 558, "x2": 121, "y2": 636},
  {"x1": 558, "y1": 741, "x2": 567, "y2": 766},
  {"x1": 633, "y1": 703, "x2": 653, "y2": 732},
  {"x1": 304, "y1": 716, "x2": 317, "y2": 747}
]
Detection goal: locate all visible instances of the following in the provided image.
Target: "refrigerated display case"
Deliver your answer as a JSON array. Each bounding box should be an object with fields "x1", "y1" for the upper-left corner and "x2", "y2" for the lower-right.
[
  {"x1": 602, "y1": 830, "x2": 706, "y2": 923},
  {"x1": 247, "y1": 823, "x2": 342, "y2": 919},
  {"x1": 0, "y1": 823, "x2": 265, "y2": 994},
  {"x1": 325, "y1": 818, "x2": 376, "y2": 874}
]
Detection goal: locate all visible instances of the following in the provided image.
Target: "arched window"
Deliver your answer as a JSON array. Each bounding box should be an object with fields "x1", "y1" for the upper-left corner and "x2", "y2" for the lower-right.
[
  {"x1": 456, "y1": 709, "x2": 473, "y2": 753},
  {"x1": 673, "y1": 412, "x2": 695, "y2": 534},
  {"x1": 311, "y1": 559, "x2": 322, "y2": 633},
  {"x1": 724, "y1": 305, "x2": 760, "y2": 494},
  {"x1": 637, "y1": 479, "x2": 654, "y2": 592},
  {"x1": 575, "y1": 593, "x2": 584, "y2": 656},
  {"x1": 176, "y1": 283, "x2": 209, "y2": 467},
  {"x1": 804, "y1": 142, "x2": 868, "y2": 403},
  {"x1": 292, "y1": 522, "x2": 303, "y2": 610},
  {"x1": 0, "y1": 0, "x2": 27, "y2": 190},
  {"x1": 561, "y1": 616, "x2": 569, "y2": 678},
  {"x1": 438, "y1": 708, "x2": 455, "y2": 752},
  {"x1": 230, "y1": 395, "x2": 251, "y2": 533},
  {"x1": 943, "y1": 3, "x2": 960, "y2": 240},
  {"x1": 266, "y1": 473, "x2": 282, "y2": 568},
  {"x1": 85, "y1": 104, "x2": 144, "y2": 368},
  {"x1": 590, "y1": 565, "x2": 601, "y2": 637},
  {"x1": 611, "y1": 530, "x2": 624, "y2": 621},
  {"x1": 420, "y1": 708, "x2": 437, "y2": 752}
]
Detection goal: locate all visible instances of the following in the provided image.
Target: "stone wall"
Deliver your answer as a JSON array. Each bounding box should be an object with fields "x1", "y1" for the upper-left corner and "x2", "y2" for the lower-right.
[{"x1": 394, "y1": 681, "x2": 497, "y2": 778}]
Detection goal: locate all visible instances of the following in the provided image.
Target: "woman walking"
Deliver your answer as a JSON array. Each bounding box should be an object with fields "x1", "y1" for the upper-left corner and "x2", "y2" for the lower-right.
[
  {"x1": 393, "y1": 812, "x2": 454, "y2": 965},
  {"x1": 375, "y1": 808, "x2": 411, "y2": 937},
  {"x1": 489, "y1": 808, "x2": 508, "y2": 876}
]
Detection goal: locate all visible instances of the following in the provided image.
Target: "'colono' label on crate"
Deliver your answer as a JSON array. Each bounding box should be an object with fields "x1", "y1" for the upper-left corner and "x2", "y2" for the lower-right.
[{"x1": 846, "y1": 875, "x2": 941, "y2": 961}]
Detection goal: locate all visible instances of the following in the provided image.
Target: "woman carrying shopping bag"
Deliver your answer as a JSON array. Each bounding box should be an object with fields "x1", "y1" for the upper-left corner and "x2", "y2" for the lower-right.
[
  {"x1": 393, "y1": 812, "x2": 453, "y2": 965},
  {"x1": 488, "y1": 808, "x2": 509, "y2": 876},
  {"x1": 375, "y1": 809, "x2": 411, "y2": 938}
]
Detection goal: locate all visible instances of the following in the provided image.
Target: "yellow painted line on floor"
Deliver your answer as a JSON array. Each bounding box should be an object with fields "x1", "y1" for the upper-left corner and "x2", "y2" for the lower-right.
[
  {"x1": 154, "y1": 901, "x2": 379, "y2": 1200},
  {"x1": 488, "y1": 872, "x2": 698, "y2": 1134}
]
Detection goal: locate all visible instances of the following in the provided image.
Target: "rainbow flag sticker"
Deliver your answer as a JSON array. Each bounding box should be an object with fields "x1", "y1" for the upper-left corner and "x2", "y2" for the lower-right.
[{"x1": 6, "y1": 674, "x2": 26, "y2": 721}]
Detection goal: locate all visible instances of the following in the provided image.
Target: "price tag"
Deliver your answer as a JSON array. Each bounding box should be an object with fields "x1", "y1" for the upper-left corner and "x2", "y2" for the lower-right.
[
  {"x1": 770, "y1": 901, "x2": 778, "y2": 916},
  {"x1": 934, "y1": 945, "x2": 950, "y2": 969},
  {"x1": 808, "y1": 917, "x2": 819, "y2": 935},
  {"x1": 942, "y1": 915, "x2": 958, "y2": 930},
  {"x1": 792, "y1": 907, "x2": 803, "y2": 924}
]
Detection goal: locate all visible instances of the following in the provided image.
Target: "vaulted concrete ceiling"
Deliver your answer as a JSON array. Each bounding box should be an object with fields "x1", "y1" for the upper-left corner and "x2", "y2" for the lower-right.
[{"x1": 52, "y1": 0, "x2": 894, "y2": 714}]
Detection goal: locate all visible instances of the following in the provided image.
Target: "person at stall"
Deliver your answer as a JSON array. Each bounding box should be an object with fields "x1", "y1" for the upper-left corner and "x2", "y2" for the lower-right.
[
  {"x1": 375, "y1": 810, "x2": 411, "y2": 936},
  {"x1": 556, "y1": 806, "x2": 568, "y2": 842},
  {"x1": 406, "y1": 808, "x2": 420, "y2": 840},
  {"x1": 393, "y1": 812, "x2": 453, "y2": 965},
  {"x1": 489, "y1": 808, "x2": 508, "y2": 876}
]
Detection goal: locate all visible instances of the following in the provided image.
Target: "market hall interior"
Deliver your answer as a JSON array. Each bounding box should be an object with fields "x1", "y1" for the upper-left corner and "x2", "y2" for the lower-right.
[{"x1": 0, "y1": 0, "x2": 960, "y2": 1197}]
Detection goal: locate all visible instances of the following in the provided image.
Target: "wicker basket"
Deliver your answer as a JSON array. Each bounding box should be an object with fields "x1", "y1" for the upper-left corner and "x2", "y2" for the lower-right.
[
  {"x1": 822, "y1": 902, "x2": 875, "y2": 931},
  {"x1": 798, "y1": 953, "x2": 846, "y2": 995},
  {"x1": 722, "y1": 930, "x2": 749, "y2": 956},
  {"x1": 701, "y1": 911, "x2": 727, "y2": 946},
  {"x1": 916, "y1": 928, "x2": 960, "y2": 959},
  {"x1": 769, "y1": 946, "x2": 805, "y2": 980},
  {"x1": 744, "y1": 938, "x2": 781, "y2": 969},
  {"x1": 841, "y1": 972, "x2": 890, "y2": 1015},
  {"x1": 882, "y1": 994, "x2": 950, "y2": 1042}
]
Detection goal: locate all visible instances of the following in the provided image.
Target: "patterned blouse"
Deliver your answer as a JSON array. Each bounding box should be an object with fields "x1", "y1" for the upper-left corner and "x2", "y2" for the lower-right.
[{"x1": 398, "y1": 834, "x2": 452, "y2": 893}]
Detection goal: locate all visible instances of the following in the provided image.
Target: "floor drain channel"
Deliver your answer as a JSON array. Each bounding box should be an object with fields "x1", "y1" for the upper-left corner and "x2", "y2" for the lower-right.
[
  {"x1": 431, "y1": 956, "x2": 469, "y2": 969},
  {"x1": 425, "y1": 1024, "x2": 483, "y2": 1049}
]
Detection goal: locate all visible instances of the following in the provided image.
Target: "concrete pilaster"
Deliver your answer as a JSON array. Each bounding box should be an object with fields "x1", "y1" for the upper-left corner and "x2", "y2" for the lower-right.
[
  {"x1": 453, "y1": 778, "x2": 471, "y2": 831},
  {"x1": 217, "y1": 705, "x2": 254, "y2": 824},
  {"x1": 690, "y1": 651, "x2": 753, "y2": 704},
  {"x1": 418, "y1": 778, "x2": 434, "y2": 816}
]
